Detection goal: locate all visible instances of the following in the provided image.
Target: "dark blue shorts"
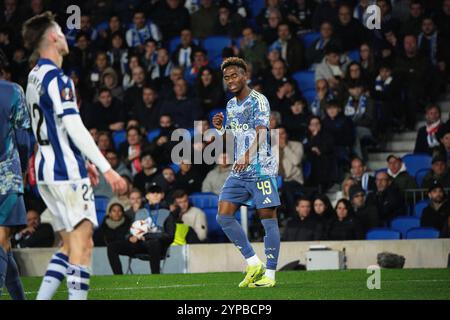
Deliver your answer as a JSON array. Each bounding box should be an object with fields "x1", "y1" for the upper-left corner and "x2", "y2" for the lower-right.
[
  {"x1": 0, "y1": 193, "x2": 26, "y2": 227},
  {"x1": 219, "y1": 176, "x2": 281, "y2": 209}
]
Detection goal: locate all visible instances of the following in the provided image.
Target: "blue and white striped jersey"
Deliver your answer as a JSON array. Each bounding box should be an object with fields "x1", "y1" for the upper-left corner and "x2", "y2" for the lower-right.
[
  {"x1": 225, "y1": 89, "x2": 278, "y2": 181},
  {"x1": 25, "y1": 58, "x2": 87, "y2": 183}
]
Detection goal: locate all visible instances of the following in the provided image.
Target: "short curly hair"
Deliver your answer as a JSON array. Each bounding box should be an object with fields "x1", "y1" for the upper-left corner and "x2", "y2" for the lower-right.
[{"x1": 221, "y1": 57, "x2": 248, "y2": 73}]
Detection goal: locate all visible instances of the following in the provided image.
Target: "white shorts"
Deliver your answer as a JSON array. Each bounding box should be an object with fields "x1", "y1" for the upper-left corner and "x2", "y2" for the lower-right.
[{"x1": 37, "y1": 178, "x2": 98, "y2": 232}]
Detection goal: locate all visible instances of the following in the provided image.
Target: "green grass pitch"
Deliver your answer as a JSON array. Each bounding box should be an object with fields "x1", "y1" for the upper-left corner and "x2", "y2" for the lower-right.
[{"x1": 1, "y1": 269, "x2": 450, "y2": 300}]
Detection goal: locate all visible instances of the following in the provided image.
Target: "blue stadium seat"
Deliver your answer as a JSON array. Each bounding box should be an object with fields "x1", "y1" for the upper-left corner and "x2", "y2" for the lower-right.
[
  {"x1": 302, "y1": 160, "x2": 312, "y2": 180},
  {"x1": 168, "y1": 36, "x2": 181, "y2": 54},
  {"x1": 293, "y1": 71, "x2": 315, "y2": 92},
  {"x1": 169, "y1": 163, "x2": 180, "y2": 174},
  {"x1": 347, "y1": 49, "x2": 360, "y2": 62},
  {"x1": 95, "y1": 196, "x2": 110, "y2": 224},
  {"x1": 95, "y1": 21, "x2": 109, "y2": 32},
  {"x1": 147, "y1": 128, "x2": 161, "y2": 142},
  {"x1": 414, "y1": 200, "x2": 430, "y2": 219},
  {"x1": 277, "y1": 175, "x2": 283, "y2": 189},
  {"x1": 402, "y1": 154, "x2": 432, "y2": 177},
  {"x1": 189, "y1": 193, "x2": 219, "y2": 209},
  {"x1": 202, "y1": 36, "x2": 232, "y2": 69},
  {"x1": 112, "y1": 130, "x2": 126, "y2": 150},
  {"x1": 300, "y1": 31, "x2": 321, "y2": 48},
  {"x1": 366, "y1": 228, "x2": 401, "y2": 240},
  {"x1": 303, "y1": 89, "x2": 316, "y2": 104},
  {"x1": 247, "y1": 0, "x2": 265, "y2": 19},
  {"x1": 415, "y1": 168, "x2": 429, "y2": 187},
  {"x1": 405, "y1": 227, "x2": 439, "y2": 239},
  {"x1": 390, "y1": 216, "x2": 421, "y2": 238},
  {"x1": 208, "y1": 108, "x2": 227, "y2": 127}
]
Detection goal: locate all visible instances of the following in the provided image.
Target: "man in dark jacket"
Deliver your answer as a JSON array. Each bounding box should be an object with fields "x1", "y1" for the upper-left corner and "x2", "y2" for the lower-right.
[
  {"x1": 367, "y1": 171, "x2": 405, "y2": 224},
  {"x1": 386, "y1": 155, "x2": 417, "y2": 195},
  {"x1": 130, "y1": 85, "x2": 162, "y2": 132},
  {"x1": 269, "y1": 22, "x2": 304, "y2": 72},
  {"x1": 421, "y1": 155, "x2": 450, "y2": 189},
  {"x1": 13, "y1": 210, "x2": 54, "y2": 248},
  {"x1": 421, "y1": 181, "x2": 450, "y2": 238},
  {"x1": 107, "y1": 185, "x2": 176, "y2": 274},
  {"x1": 349, "y1": 185, "x2": 379, "y2": 235},
  {"x1": 414, "y1": 104, "x2": 444, "y2": 155},
  {"x1": 282, "y1": 197, "x2": 323, "y2": 241}
]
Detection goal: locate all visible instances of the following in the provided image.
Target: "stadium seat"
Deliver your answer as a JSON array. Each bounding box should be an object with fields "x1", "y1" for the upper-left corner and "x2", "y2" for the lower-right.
[
  {"x1": 112, "y1": 130, "x2": 126, "y2": 150},
  {"x1": 208, "y1": 108, "x2": 227, "y2": 127},
  {"x1": 300, "y1": 31, "x2": 321, "y2": 48},
  {"x1": 303, "y1": 89, "x2": 316, "y2": 104},
  {"x1": 203, "y1": 207, "x2": 226, "y2": 242},
  {"x1": 302, "y1": 160, "x2": 312, "y2": 180},
  {"x1": 277, "y1": 175, "x2": 283, "y2": 189},
  {"x1": 390, "y1": 216, "x2": 421, "y2": 238},
  {"x1": 402, "y1": 154, "x2": 432, "y2": 177},
  {"x1": 147, "y1": 128, "x2": 161, "y2": 142},
  {"x1": 293, "y1": 71, "x2": 315, "y2": 92},
  {"x1": 247, "y1": 0, "x2": 265, "y2": 19},
  {"x1": 366, "y1": 228, "x2": 401, "y2": 240},
  {"x1": 347, "y1": 49, "x2": 360, "y2": 62},
  {"x1": 415, "y1": 168, "x2": 429, "y2": 187},
  {"x1": 405, "y1": 227, "x2": 439, "y2": 239},
  {"x1": 95, "y1": 21, "x2": 109, "y2": 32},
  {"x1": 414, "y1": 200, "x2": 430, "y2": 219},
  {"x1": 169, "y1": 163, "x2": 180, "y2": 174},
  {"x1": 202, "y1": 36, "x2": 232, "y2": 69},
  {"x1": 95, "y1": 196, "x2": 110, "y2": 224},
  {"x1": 168, "y1": 36, "x2": 181, "y2": 54},
  {"x1": 189, "y1": 193, "x2": 219, "y2": 209}
]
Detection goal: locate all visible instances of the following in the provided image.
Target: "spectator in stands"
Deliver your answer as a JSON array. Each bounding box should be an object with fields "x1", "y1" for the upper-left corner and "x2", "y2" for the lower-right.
[
  {"x1": 414, "y1": 104, "x2": 444, "y2": 155},
  {"x1": 86, "y1": 88, "x2": 126, "y2": 132},
  {"x1": 162, "y1": 79, "x2": 202, "y2": 129},
  {"x1": 353, "y1": 0, "x2": 372, "y2": 26},
  {"x1": 278, "y1": 126, "x2": 304, "y2": 214},
  {"x1": 367, "y1": 171, "x2": 404, "y2": 224},
  {"x1": 304, "y1": 116, "x2": 337, "y2": 191},
  {"x1": 348, "y1": 157, "x2": 376, "y2": 193},
  {"x1": 421, "y1": 155, "x2": 450, "y2": 189},
  {"x1": 119, "y1": 126, "x2": 149, "y2": 176},
  {"x1": 305, "y1": 21, "x2": 340, "y2": 67},
  {"x1": 309, "y1": 79, "x2": 334, "y2": 118},
  {"x1": 196, "y1": 66, "x2": 225, "y2": 114},
  {"x1": 125, "y1": 189, "x2": 143, "y2": 220},
  {"x1": 312, "y1": 194, "x2": 334, "y2": 224},
  {"x1": 286, "y1": 0, "x2": 317, "y2": 34},
  {"x1": 175, "y1": 161, "x2": 203, "y2": 194},
  {"x1": 184, "y1": 48, "x2": 210, "y2": 86},
  {"x1": 141, "y1": 39, "x2": 158, "y2": 73},
  {"x1": 147, "y1": 115, "x2": 177, "y2": 165},
  {"x1": 107, "y1": 185, "x2": 176, "y2": 274},
  {"x1": 126, "y1": 10, "x2": 162, "y2": 52},
  {"x1": 269, "y1": 22, "x2": 304, "y2": 72},
  {"x1": 172, "y1": 190, "x2": 207, "y2": 241},
  {"x1": 400, "y1": 0, "x2": 425, "y2": 36},
  {"x1": 349, "y1": 185, "x2": 379, "y2": 234},
  {"x1": 213, "y1": 2, "x2": 246, "y2": 39},
  {"x1": 311, "y1": 0, "x2": 339, "y2": 30},
  {"x1": 438, "y1": 125, "x2": 450, "y2": 164},
  {"x1": 131, "y1": 85, "x2": 162, "y2": 132},
  {"x1": 106, "y1": 31, "x2": 128, "y2": 76},
  {"x1": 13, "y1": 209, "x2": 54, "y2": 248},
  {"x1": 190, "y1": 0, "x2": 219, "y2": 39},
  {"x1": 202, "y1": 153, "x2": 232, "y2": 195},
  {"x1": 133, "y1": 152, "x2": 160, "y2": 194},
  {"x1": 282, "y1": 197, "x2": 323, "y2": 241},
  {"x1": 283, "y1": 98, "x2": 309, "y2": 142},
  {"x1": 0, "y1": 0, "x2": 22, "y2": 37},
  {"x1": 124, "y1": 66, "x2": 147, "y2": 113},
  {"x1": 359, "y1": 42, "x2": 376, "y2": 78},
  {"x1": 345, "y1": 62, "x2": 370, "y2": 88},
  {"x1": 122, "y1": 54, "x2": 141, "y2": 90},
  {"x1": 66, "y1": 32, "x2": 94, "y2": 81},
  {"x1": 172, "y1": 28, "x2": 201, "y2": 69},
  {"x1": 153, "y1": 167, "x2": 178, "y2": 201},
  {"x1": 97, "y1": 15, "x2": 125, "y2": 51},
  {"x1": 264, "y1": 59, "x2": 292, "y2": 102},
  {"x1": 261, "y1": 8, "x2": 283, "y2": 45},
  {"x1": 386, "y1": 155, "x2": 417, "y2": 195},
  {"x1": 97, "y1": 131, "x2": 113, "y2": 156},
  {"x1": 332, "y1": 176, "x2": 356, "y2": 208},
  {"x1": 151, "y1": 0, "x2": 191, "y2": 40},
  {"x1": 421, "y1": 181, "x2": 450, "y2": 238},
  {"x1": 160, "y1": 66, "x2": 184, "y2": 100},
  {"x1": 435, "y1": 0, "x2": 450, "y2": 42},
  {"x1": 371, "y1": 60, "x2": 403, "y2": 132},
  {"x1": 395, "y1": 34, "x2": 433, "y2": 130},
  {"x1": 106, "y1": 149, "x2": 132, "y2": 179},
  {"x1": 88, "y1": 51, "x2": 110, "y2": 91},
  {"x1": 344, "y1": 80, "x2": 376, "y2": 161},
  {"x1": 150, "y1": 48, "x2": 174, "y2": 88},
  {"x1": 238, "y1": 27, "x2": 268, "y2": 75},
  {"x1": 100, "y1": 67, "x2": 123, "y2": 101},
  {"x1": 315, "y1": 45, "x2": 350, "y2": 92},
  {"x1": 326, "y1": 199, "x2": 364, "y2": 240},
  {"x1": 334, "y1": 4, "x2": 367, "y2": 52},
  {"x1": 65, "y1": 14, "x2": 98, "y2": 47},
  {"x1": 271, "y1": 78, "x2": 301, "y2": 113},
  {"x1": 94, "y1": 201, "x2": 132, "y2": 247}
]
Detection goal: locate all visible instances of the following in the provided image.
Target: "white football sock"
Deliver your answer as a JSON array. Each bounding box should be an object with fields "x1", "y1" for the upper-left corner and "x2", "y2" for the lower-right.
[{"x1": 246, "y1": 255, "x2": 262, "y2": 266}]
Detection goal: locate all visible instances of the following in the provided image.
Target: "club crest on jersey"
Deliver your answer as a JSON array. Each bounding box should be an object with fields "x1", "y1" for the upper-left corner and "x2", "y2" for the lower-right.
[{"x1": 61, "y1": 87, "x2": 73, "y2": 101}]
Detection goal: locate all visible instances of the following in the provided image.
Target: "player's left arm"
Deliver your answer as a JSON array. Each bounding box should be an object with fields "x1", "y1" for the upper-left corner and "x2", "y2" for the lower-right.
[
  {"x1": 12, "y1": 84, "x2": 32, "y2": 173},
  {"x1": 234, "y1": 95, "x2": 270, "y2": 172}
]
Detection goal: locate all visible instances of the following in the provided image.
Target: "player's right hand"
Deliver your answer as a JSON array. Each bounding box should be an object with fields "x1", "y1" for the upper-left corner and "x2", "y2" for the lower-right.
[
  {"x1": 212, "y1": 112, "x2": 224, "y2": 130},
  {"x1": 104, "y1": 169, "x2": 127, "y2": 194}
]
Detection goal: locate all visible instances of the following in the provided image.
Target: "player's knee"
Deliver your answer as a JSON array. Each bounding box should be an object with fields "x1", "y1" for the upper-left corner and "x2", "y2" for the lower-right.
[{"x1": 216, "y1": 214, "x2": 234, "y2": 226}]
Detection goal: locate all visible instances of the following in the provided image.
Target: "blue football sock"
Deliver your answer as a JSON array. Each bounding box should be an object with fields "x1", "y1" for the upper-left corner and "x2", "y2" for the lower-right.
[
  {"x1": 5, "y1": 251, "x2": 25, "y2": 300},
  {"x1": 261, "y1": 218, "x2": 280, "y2": 270},
  {"x1": 0, "y1": 247, "x2": 7, "y2": 297},
  {"x1": 217, "y1": 214, "x2": 255, "y2": 259}
]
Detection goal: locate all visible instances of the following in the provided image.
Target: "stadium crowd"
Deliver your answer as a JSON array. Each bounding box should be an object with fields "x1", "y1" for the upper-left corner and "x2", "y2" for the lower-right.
[{"x1": 1, "y1": 0, "x2": 450, "y2": 251}]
